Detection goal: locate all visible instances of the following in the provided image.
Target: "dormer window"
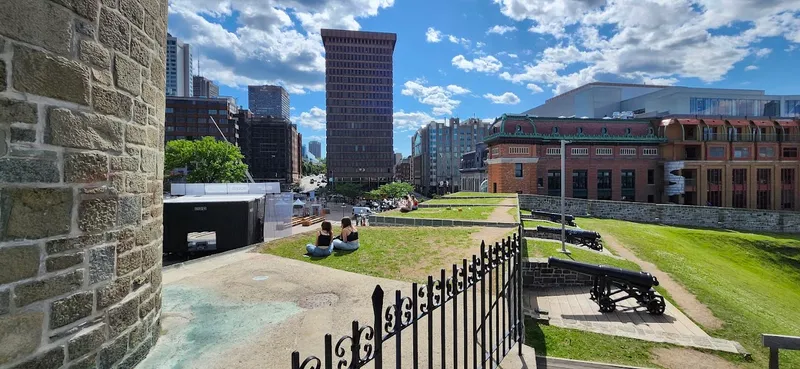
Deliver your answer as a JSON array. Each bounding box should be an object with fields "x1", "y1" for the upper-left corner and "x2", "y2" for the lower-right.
[
  {"x1": 515, "y1": 125, "x2": 522, "y2": 132},
  {"x1": 625, "y1": 128, "x2": 631, "y2": 135},
  {"x1": 552, "y1": 126, "x2": 559, "y2": 134},
  {"x1": 601, "y1": 127, "x2": 608, "y2": 135},
  {"x1": 576, "y1": 127, "x2": 583, "y2": 134}
]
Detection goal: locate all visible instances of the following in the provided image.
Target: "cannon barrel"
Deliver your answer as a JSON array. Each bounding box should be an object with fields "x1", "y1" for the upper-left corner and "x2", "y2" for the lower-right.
[
  {"x1": 536, "y1": 226, "x2": 600, "y2": 238},
  {"x1": 531, "y1": 210, "x2": 575, "y2": 221},
  {"x1": 548, "y1": 257, "x2": 659, "y2": 288}
]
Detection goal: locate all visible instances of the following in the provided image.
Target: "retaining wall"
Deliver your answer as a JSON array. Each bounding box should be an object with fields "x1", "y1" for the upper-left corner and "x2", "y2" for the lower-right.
[
  {"x1": 519, "y1": 194, "x2": 800, "y2": 234},
  {"x1": 369, "y1": 215, "x2": 518, "y2": 228},
  {"x1": 522, "y1": 258, "x2": 593, "y2": 288},
  {"x1": 418, "y1": 203, "x2": 516, "y2": 208}
]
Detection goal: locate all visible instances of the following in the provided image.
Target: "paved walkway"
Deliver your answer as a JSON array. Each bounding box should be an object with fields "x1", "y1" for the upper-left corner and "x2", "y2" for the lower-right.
[{"x1": 524, "y1": 287, "x2": 743, "y2": 354}]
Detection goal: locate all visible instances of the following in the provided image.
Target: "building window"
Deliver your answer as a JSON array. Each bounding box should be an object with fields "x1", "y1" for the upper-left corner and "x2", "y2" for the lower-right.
[
  {"x1": 552, "y1": 127, "x2": 559, "y2": 134},
  {"x1": 596, "y1": 148, "x2": 612, "y2": 155},
  {"x1": 707, "y1": 169, "x2": 722, "y2": 207},
  {"x1": 572, "y1": 170, "x2": 588, "y2": 199},
  {"x1": 547, "y1": 170, "x2": 561, "y2": 196},
  {"x1": 783, "y1": 147, "x2": 798, "y2": 158},
  {"x1": 514, "y1": 163, "x2": 523, "y2": 178},
  {"x1": 732, "y1": 168, "x2": 747, "y2": 208},
  {"x1": 571, "y1": 148, "x2": 588, "y2": 156},
  {"x1": 757, "y1": 168, "x2": 772, "y2": 209},
  {"x1": 709, "y1": 147, "x2": 725, "y2": 158},
  {"x1": 620, "y1": 148, "x2": 636, "y2": 156},
  {"x1": 537, "y1": 177, "x2": 543, "y2": 188},
  {"x1": 733, "y1": 147, "x2": 750, "y2": 159},
  {"x1": 621, "y1": 170, "x2": 635, "y2": 201},
  {"x1": 758, "y1": 147, "x2": 774, "y2": 158},
  {"x1": 546, "y1": 148, "x2": 561, "y2": 155},
  {"x1": 597, "y1": 170, "x2": 612, "y2": 200},
  {"x1": 165, "y1": 107, "x2": 174, "y2": 113},
  {"x1": 648, "y1": 195, "x2": 655, "y2": 203},
  {"x1": 647, "y1": 169, "x2": 655, "y2": 185},
  {"x1": 643, "y1": 148, "x2": 659, "y2": 156},
  {"x1": 508, "y1": 147, "x2": 530, "y2": 154},
  {"x1": 781, "y1": 169, "x2": 795, "y2": 210}
]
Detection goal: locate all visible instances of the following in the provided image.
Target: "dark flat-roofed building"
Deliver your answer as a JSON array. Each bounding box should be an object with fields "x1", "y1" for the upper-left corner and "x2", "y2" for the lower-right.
[
  {"x1": 193, "y1": 76, "x2": 219, "y2": 98},
  {"x1": 248, "y1": 85, "x2": 290, "y2": 119},
  {"x1": 240, "y1": 115, "x2": 302, "y2": 185},
  {"x1": 165, "y1": 96, "x2": 239, "y2": 145},
  {"x1": 321, "y1": 28, "x2": 397, "y2": 188}
]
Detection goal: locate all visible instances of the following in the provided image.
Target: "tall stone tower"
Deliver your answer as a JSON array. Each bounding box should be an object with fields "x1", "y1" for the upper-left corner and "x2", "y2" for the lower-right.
[{"x1": 0, "y1": 0, "x2": 167, "y2": 368}]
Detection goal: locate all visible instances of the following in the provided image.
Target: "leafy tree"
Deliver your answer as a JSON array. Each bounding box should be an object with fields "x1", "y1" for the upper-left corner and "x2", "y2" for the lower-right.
[
  {"x1": 302, "y1": 159, "x2": 327, "y2": 176},
  {"x1": 332, "y1": 183, "x2": 363, "y2": 201},
  {"x1": 164, "y1": 137, "x2": 248, "y2": 183},
  {"x1": 374, "y1": 182, "x2": 414, "y2": 198}
]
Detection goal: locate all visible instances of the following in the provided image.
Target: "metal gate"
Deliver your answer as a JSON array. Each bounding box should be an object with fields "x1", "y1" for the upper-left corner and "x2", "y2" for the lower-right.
[{"x1": 291, "y1": 226, "x2": 525, "y2": 369}]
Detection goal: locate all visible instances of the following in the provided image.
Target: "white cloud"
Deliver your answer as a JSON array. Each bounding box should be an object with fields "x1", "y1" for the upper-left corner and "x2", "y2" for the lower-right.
[
  {"x1": 484, "y1": 92, "x2": 521, "y2": 105},
  {"x1": 290, "y1": 107, "x2": 296, "y2": 110},
  {"x1": 394, "y1": 110, "x2": 437, "y2": 131},
  {"x1": 744, "y1": 65, "x2": 759, "y2": 71},
  {"x1": 446, "y1": 85, "x2": 471, "y2": 94},
  {"x1": 401, "y1": 79, "x2": 465, "y2": 116},
  {"x1": 508, "y1": 53, "x2": 519, "y2": 58},
  {"x1": 476, "y1": 41, "x2": 486, "y2": 48},
  {"x1": 526, "y1": 83, "x2": 543, "y2": 93},
  {"x1": 166, "y1": 0, "x2": 394, "y2": 93},
  {"x1": 491, "y1": 0, "x2": 800, "y2": 94},
  {"x1": 291, "y1": 106, "x2": 326, "y2": 131},
  {"x1": 452, "y1": 55, "x2": 503, "y2": 73},
  {"x1": 487, "y1": 25, "x2": 517, "y2": 35},
  {"x1": 448, "y1": 35, "x2": 471, "y2": 47},
  {"x1": 426, "y1": 27, "x2": 442, "y2": 43}
]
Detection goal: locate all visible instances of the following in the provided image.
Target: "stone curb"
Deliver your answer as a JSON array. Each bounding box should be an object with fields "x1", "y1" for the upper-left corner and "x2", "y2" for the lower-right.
[
  {"x1": 368, "y1": 215, "x2": 519, "y2": 228},
  {"x1": 419, "y1": 203, "x2": 517, "y2": 208}
]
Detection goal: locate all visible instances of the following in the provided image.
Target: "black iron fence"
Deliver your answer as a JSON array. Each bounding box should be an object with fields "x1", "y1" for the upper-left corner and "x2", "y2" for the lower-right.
[{"x1": 291, "y1": 226, "x2": 525, "y2": 369}]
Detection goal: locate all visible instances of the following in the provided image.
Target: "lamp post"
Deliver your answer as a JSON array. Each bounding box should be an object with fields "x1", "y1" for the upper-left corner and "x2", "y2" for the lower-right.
[{"x1": 560, "y1": 139, "x2": 572, "y2": 255}]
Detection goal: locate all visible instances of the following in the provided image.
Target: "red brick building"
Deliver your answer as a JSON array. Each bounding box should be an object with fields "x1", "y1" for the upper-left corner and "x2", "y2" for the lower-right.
[{"x1": 486, "y1": 114, "x2": 800, "y2": 210}]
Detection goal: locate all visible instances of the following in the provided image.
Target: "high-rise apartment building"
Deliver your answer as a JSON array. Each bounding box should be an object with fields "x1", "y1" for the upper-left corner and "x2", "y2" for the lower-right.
[
  {"x1": 164, "y1": 96, "x2": 239, "y2": 144},
  {"x1": 248, "y1": 85, "x2": 290, "y2": 119},
  {"x1": 193, "y1": 76, "x2": 219, "y2": 98},
  {"x1": 309, "y1": 140, "x2": 322, "y2": 158},
  {"x1": 166, "y1": 34, "x2": 192, "y2": 97},
  {"x1": 395, "y1": 152, "x2": 403, "y2": 165},
  {"x1": 321, "y1": 29, "x2": 397, "y2": 188},
  {"x1": 412, "y1": 118, "x2": 491, "y2": 195}
]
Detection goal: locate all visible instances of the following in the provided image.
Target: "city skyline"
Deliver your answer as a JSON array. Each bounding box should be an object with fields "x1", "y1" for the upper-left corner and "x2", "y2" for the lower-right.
[{"x1": 165, "y1": 1, "x2": 800, "y2": 157}]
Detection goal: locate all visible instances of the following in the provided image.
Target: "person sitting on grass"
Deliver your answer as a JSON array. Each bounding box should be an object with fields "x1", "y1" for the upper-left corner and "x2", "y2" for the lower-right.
[
  {"x1": 331, "y1": 218, "x2": 359, "y2": 251},
  {"x1": 411, "y1": 195, "x2": 419, "y2": 210},
  {"x1": 305, "y1": 221, "x2": 334, "y2": 257},
  {"x1": 398, "y1": 198, "x2": 412, "y2": 213}
]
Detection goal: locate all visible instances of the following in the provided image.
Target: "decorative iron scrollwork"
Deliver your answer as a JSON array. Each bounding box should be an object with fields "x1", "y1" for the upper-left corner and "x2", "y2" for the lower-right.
[
  {"x1": 334, "y1": 336, "x2": 353, "y2": 369},
  {"x1": 384, "y1": 297, "x2": 414, "y2": 334},
  {"x1": 297, "y1": 356, "x2": 322, "y2": 369},
  {"x1": 432, "y1": 279, "x2": 443, "y2": 306},
  {"x1": 417, "y1": 284, "x2": 428, "y2": 313},
  {"x1": 456, "y1": 266, "x2": 466, "y2": 292},
  {"x1": 357, "y1": 326, "x2": 375, "y2": 364}
]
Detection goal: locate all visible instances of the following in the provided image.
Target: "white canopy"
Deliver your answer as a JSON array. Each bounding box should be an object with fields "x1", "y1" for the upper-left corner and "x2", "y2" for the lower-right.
[{"x1": 293, "y1": 199, "x2": 306, "y2": 206}]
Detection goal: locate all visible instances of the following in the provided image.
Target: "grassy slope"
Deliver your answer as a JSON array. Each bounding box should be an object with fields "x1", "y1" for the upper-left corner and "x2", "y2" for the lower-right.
[
  {"x1": 444, "y1": 192, "x2": 516, "y2": 198},
  {"x1": 525, "y1": 238, "x2": 639, "y2": 270},
  {"x1": 424, "y1": 198, "x2": 505, "y2": 205},
  {"x1": 577, "y1": 218, "x2": 800, "y2": 368},
  {"x1": 381, "y1": 206, "x2": 497, "y2": 220}
]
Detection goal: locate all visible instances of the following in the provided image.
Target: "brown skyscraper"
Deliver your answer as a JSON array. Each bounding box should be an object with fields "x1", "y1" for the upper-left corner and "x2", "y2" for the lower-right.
[{"x1": 321, "y1": 29, "x2": 397, "y2": 188}]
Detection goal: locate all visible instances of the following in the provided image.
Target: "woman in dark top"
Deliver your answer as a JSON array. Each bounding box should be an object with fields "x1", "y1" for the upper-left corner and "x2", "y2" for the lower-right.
[
  {"x1": 305, "y1": 221, "x2": 334, "y2": 256},
  {"x1": 331, "y1": 218, "x2": 360, "y2": 251}
]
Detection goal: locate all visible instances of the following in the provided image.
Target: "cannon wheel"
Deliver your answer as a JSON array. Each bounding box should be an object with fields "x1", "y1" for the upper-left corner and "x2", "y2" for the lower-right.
[
  {"x1": 599, "y1": 297, "x2": 616, "y2": 313},
  {"x1": 647, "y1": 297, "x2": 666, "y2": 315}
]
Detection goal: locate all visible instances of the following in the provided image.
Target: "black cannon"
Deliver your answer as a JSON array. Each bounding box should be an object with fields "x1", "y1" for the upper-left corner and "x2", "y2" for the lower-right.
[
  {"x1": 536, "y1": 226, "x2": 603, "y2": 251},
  {"x1": 548, "y1": 257, "x2": 666, "y2": 315},
  {"x1": 530, "y1": 210, "x2": 577, "y2": 226}
]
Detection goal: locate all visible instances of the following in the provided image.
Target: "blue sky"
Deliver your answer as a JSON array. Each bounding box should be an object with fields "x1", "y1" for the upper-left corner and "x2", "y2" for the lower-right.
[{"x1": 166, "y1": 0, "x2": 800, "y2": 157}]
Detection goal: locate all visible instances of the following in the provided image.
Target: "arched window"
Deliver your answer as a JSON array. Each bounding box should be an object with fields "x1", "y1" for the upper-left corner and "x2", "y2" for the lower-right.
[
  {"x1": 577, "y1": 127, "x2": 583, "y2": 134},
  {"x1": 552, "y1": 126, "x2": 559, "y2": 134},
  {"x1": 515, "y1": 125, "x2": 522, "y2": 133},
  {"x1": 601, "y1": 127, "x2": 608, "y2": 135},
  {"x1": 625, "y1": 127, "x2": 631, "y2": 135}
]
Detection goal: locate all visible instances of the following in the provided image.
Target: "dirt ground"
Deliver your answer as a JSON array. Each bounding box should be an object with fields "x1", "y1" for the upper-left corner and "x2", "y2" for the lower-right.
[
  {"x1": 489, "y1": 205, "x2": 517, "y2": 223},
  {"x1": 651, "y1": 348, "x2": 739, "y2": 369},
  {"x1": 602, "y1": 234, "x2": 724, "y2": 330}
]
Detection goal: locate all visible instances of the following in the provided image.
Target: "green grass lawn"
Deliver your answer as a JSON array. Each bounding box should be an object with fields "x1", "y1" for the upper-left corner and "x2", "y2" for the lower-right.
[
  {"x1": 444, "y1": 192, "x2": 516, "y2": 198},
  {"x1": 524, "y1": 238, "x2": 638, "y2": 270},
  {"x1": 577, "y1": 218, "x2": 800, "y2": 368},
  {"x1": 523, "y1": 220, "x2": 580, "y2": 230},
  {"x1": 507, "y1": 207, "x2": 519, "y2": 222},
  {"x1": 423, "y1": 197, "x2": 505, "y2": 205},
  {"x1": 261, "y1": 226, "x2": 503, "y2": 282},
  {"x1": 381, "y1": 206, "x2": 498, "y2": 221}
]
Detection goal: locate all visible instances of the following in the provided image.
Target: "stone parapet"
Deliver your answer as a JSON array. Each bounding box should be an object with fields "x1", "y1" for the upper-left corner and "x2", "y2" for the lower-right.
[
  {"x1": 369, "y1": 215, "x2": 518, "y2": 228},
  {"x1": 0, "y1": 1, "x2": 167, "y2": 367},
  {"x1": 522, "y1": 258, "x2": 594, "y2": 288}
]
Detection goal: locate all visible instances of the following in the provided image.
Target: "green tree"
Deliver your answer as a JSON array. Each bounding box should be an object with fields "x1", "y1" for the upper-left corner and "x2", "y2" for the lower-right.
[
  {"x1": 164, "y1": 137, "x2": 248, "y2": 183},
  {"x1": 332, "y1": 183, "x2": 363, "y2": 201},
  {"x1": 302, "y1": 159, "x2": 327, "y2": 176},
  {"x1": 375, "y1": 182, "x2": 414, "y2": 198}
]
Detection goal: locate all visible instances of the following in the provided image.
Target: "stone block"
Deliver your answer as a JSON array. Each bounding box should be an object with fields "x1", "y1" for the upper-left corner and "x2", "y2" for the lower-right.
[
  {"x1": 117, "y1": 332, "x2": 153, "y2": 369},
  {"x1": 51, "y1": 0, "x2": 100, "y2": 21},
  {"x1": 92, "y1": 68, "x2": 114, "y2": 87},
  {"x1": 92, "y1": 86, "x2": 132, "y2": 120},
  {"x1": 48, "y1": 108, "x2": 124, "y2": 151},
  {"x1": 108, "y1": 296, "x2": 139, "y2": 336},
  {"x1": 149, "y1": 54, "x2": 165, "y2": 90},
  {"x1": 119, "y1": 0, "x2": 145, "y2": 29},
  {"x1": 118, "y1": 196, "x2": 142, "y2": 226},
  {"x1": 0, "y1": 131, "x2": 5, "y2": 157},
  {"x1": 89, "y1": 246, "x2": 116, "y2": 284},
  {"x1": 146, "y1": 268, "x2": 161, "y2": 289},
  {"x1": 46, "y1": 252, "x2": 84, "y2": 273},
  {"x1": 0, "y1": 312, "x2": 44, "y2": 365},
  {"x1": 125, "y1": 124, "x2": 148, "y2": 145},
  {"x1": 0, "y1": 0, "x2": 72, "y2": 56},
  {"x1": 96, "y1": 276, "x2": 130, "y2": 310},
  {"x1": 117, "y1": 239, "x2": 135, "y2": 254},
  {"x1": 0, "y1": 289, "x2": 8, "y2": 315},
  {"x1": 70, "y1": 354, "x2": 97, "y2": 369},
  {"x1": 139, "y1": 294, "x2": 155, "y2": 318},
  {"x1": 0, "y1": 98, "x2": 37, "y2": 124},
  {"x1": 79, "y1": 198, "x2": 119, "y2": 233},
  {"x1": 135, "y1": 221, "x2": 159, "y2": 246},
  {"x1": 102, "y1": 0, "x2": 117, "y2": 8},
  {"x1": 0, "y1": 245, "x2": 39, "y2": 284},
  {"x1": 133, "y1": 101, "x2": 148, "y2": 124},
  {"x1": 75, "y1": 18, "x2": 96, "y2": 38},
  {"x1": 50, "y1": 291, "x2": 93, "y2": 328},
  {"x1": 0, "y1": 158, "x2": 60, "y2": 183},
  {"x1": 116, "y1": 250, "x2": 141, "y2": 276},
  {"x1": 97, "y1": 335, "x2": 128, "y2": 368},
  {"x1": 10, "y1": 127, "x2": 36, "y2": 143},
  {"x1": 114, "y1": 54, "x2": 141, "y2": 95},
  {"x1": 110, "y1": 156, "x2": 140, "y2": 171},
  {"x1": 46, "y1": 234, "x2": 104, "y2": 255},
  {"x1": 65, "y1": 152, "x2": 109, "y2": 183},
  {"x1": 14, "y1": 269, "x2": 84, "y2": 307},
  {"x1": 141, "y1": 245, "x2": 159, "y2": 269},
  {"x1": 109, "y1": 172, "x2": 126, "y2": 193},
  {"x1": 67, "y1": 323, "x2": 106, "y2": 360},
  {"x1": 13, "y1": 45, "x2": 90, "y2": 105},
  {"x1": 0, "y1": 60, "x2": 5, "y2": 91},
  {"x1": 129, "y1": 322, "x2": 147, "y2": 347},
  {"x1": 99, "y1": 8, "x2": 131, "y2": 54},
  {"x1": 141, "y1": 82, "x2": 158, "y2": 106},
  {"x1": 140, "y1": 150, "x2": 157, "y2": 174},
  {"x1": 0, "y1": 188, "x2": 72, "y2": 241},
  {"x1": 126, "y1": 173, "x2": 147, "y2": 193}
]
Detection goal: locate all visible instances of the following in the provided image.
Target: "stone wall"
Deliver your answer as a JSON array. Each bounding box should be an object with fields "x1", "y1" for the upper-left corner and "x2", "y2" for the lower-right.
[
  {"x1": 0, "y1": 0, "x2": 167, "y2": 368},
  {"x1": 519, "y1": 194, "x2": 800, "y2": 234},
  {"x1": 418, "y1": 203, "x2": 516, "y2": 208},
  {"x1": 369, "y1": 215, "x2": 518, "y2": 228},
  {"x1": 522, "y1": 258, "x2": 594, "y2": 288}
]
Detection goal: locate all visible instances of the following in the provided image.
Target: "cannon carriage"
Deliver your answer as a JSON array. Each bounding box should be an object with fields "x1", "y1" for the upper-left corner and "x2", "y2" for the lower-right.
[
  {"x1": 536, "y1": 226, "x2": 603, "y2": 251},
  {"x1": 530, "y1": 210, "x2": 577, "y2": 226}
]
